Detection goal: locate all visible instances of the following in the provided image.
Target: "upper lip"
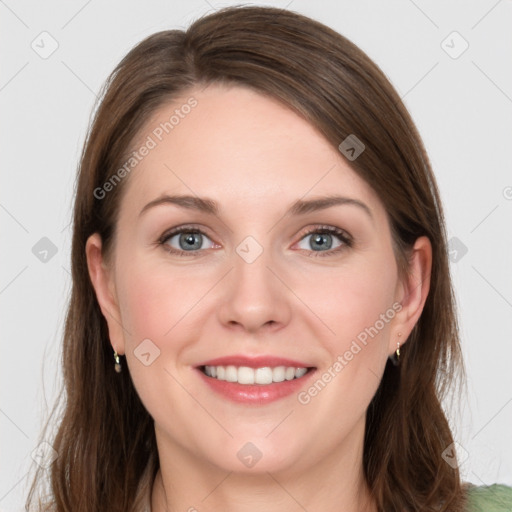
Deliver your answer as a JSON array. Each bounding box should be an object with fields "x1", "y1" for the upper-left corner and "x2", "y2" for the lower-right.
[{"x1": 196, "y1": 355, "x2": 314, "y2": 369}]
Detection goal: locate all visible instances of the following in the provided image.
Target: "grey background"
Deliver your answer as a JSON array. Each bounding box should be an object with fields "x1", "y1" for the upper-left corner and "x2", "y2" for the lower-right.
[{"x1": 1, "y1": 0, "x2": 511, "y2": 509}]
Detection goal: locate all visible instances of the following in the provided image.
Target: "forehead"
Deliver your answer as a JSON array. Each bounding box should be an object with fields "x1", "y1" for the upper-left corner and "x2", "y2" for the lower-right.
[{"x1": 119, "y1": 84, "x2": 383, "y2": 219}]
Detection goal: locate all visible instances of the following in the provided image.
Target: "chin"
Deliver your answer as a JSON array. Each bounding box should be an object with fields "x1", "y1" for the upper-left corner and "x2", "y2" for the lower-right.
[{"x1": 199, "y1": 435, "x2": 306, "y2": 475}]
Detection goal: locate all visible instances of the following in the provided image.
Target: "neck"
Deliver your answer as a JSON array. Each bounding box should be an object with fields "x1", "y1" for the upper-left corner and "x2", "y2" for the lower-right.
[{"x1": 151, "y1": 417, "x2": 377, "y2": 512}]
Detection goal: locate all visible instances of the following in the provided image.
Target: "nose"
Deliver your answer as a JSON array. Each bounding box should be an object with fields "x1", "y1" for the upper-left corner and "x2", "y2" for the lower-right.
[{"x1": 216, "y1": 240, "x2": 292, "y2": 335}]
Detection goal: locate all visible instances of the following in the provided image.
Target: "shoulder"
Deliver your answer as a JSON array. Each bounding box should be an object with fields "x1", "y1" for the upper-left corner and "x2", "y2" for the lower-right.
[{"x1": 465, "y1": 483, "x2": 512, "y2": 512}]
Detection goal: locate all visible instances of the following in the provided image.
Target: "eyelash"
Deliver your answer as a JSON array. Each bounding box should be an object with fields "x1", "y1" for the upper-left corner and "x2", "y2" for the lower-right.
[{"x1": 158, "y1": 224, "x2": 353, "y2": 258}]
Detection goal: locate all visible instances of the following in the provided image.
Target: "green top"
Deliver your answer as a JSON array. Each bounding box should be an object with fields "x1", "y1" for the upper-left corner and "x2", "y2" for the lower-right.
[{"x1": 466, "y1": 484, "x2": 512, "y2": 511}]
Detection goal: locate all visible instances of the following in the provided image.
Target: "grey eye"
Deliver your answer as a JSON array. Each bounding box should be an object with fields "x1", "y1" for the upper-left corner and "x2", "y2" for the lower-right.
[
  {"x1": 297, "y1": 232, "x2": 343, "y2": 252},
  {"x1": 165, "y1": 231, "x2": 212, "y2": 251}
]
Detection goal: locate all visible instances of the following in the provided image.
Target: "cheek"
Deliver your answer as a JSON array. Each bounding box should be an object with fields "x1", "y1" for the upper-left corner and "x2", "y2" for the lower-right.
[
  {"x1": 116, "y1": 257, "x2": 208, "y2": 342},
  {"x1": 114, "y1": 260, "x2": 209, "y2": 415},
  {"x1": 293, "y1": 264, "x2": 397, "y2": 434},
  {"x1": 309, "y1": 260, "x2": 396, "y2": 391},
  {"x1": 309, "y1": 261, "x2": 397, "y2": 350},
  {"x1": 114, "y1": 261, "x2": 211, "y2": 395}
]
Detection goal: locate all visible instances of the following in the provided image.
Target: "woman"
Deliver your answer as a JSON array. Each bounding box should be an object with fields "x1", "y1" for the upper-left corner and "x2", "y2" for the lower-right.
[{"x1": 26, "y1": 5, "x2": 512, "y2": 512}]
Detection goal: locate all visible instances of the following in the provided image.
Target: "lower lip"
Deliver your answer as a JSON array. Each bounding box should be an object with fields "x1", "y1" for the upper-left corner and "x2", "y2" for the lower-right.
[{"x1": 196, "y1": 368, "x2": 316, "y2": 405}]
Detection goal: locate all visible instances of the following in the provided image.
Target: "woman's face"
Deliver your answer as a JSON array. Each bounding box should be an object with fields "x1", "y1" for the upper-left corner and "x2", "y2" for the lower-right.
[{"x1": 88, "y1": 84, "x2": 427, "y2": 476}]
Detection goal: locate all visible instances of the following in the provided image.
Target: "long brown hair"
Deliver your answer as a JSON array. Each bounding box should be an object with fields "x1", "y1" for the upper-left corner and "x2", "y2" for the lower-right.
[{"x1": 27, "y1": 6, "x2": 468, "y2": 511}]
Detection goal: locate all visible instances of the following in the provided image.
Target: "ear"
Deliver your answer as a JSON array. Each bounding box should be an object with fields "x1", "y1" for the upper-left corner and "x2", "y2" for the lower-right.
[
  {"x1": 85, "y1": 233, "x2": 126, "y2": 355},
  {"x1": 390, "y1": 236, "x2": 432, "y2": 356}
]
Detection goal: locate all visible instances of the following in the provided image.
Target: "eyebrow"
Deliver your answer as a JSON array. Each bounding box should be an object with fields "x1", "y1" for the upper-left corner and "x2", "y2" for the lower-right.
[{"x1": 139, "y1": 194, "x2": 373, "y2": 220}]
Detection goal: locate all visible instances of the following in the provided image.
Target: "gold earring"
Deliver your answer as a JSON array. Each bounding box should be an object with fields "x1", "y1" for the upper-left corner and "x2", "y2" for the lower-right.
[
  {"x1": 114, "y1": 350, "x2": 122, "y2": 373},
  {"x1": 391, "y1": 333, "x2": 402, "y2": 366}
]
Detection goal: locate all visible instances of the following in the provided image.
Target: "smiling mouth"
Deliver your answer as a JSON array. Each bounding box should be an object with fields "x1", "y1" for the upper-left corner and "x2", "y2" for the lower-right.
[{"x1": 199, "y1": 365, "x2": 315, "y2": 385}]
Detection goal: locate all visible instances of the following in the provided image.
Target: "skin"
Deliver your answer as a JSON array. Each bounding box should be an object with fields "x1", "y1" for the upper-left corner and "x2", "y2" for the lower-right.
[{"x1": 86, "y1": 84, "x2": 432, "y2": 512}]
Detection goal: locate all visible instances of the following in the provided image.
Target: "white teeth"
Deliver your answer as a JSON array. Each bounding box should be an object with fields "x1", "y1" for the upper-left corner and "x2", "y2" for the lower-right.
[
  {"x1": 238, "y1": 366, "x2": 255, "y2": 384},
  {"x1": 202, "y1": 365, "x2": 310, "y2": 385},
  {"x1": 225, "y1": 365, "x2": 237, "y2": 382},
  {"x1": 273, "y1": 366, "x2": 285, "y2": 382},
  {"x1": 285, "y1": 367, "x2": 295, "y2": 380},
  {"x1": 295, "y1": 367, "x2": 308, "y2": 378},
  {"x1": 255, "y1": 367, "x2": 273, "y2": 385}
]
